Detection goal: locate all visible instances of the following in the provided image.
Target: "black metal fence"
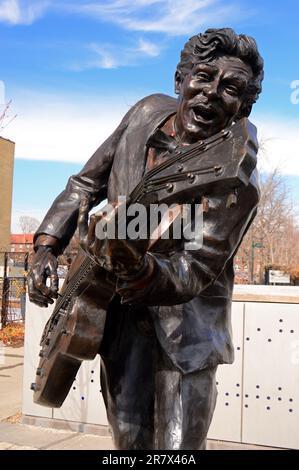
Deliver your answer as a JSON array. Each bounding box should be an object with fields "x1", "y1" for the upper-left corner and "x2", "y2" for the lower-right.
[
  {"x1": 0, "y1": 251, "x2": 30, "y2": 328},
  {"x1": 0, "y1": 243, "x2": 78, "y2": 328}
]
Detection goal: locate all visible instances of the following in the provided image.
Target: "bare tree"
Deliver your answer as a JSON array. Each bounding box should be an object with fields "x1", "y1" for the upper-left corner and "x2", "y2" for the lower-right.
[
  {"x1": 236, "y1": 169, "x2": 299, "y2": 283},
  {"x1": 0, "y1": 100, "x2": 17, "y2": 134},
  {"x1": 19, "y1": 216, "x2": 40, "y2": 234}
]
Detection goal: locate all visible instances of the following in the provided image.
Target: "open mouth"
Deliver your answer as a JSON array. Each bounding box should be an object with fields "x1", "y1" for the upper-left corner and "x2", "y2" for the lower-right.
[{"x1": 192, "y1": 104, "x2": 218, "y2": 122}]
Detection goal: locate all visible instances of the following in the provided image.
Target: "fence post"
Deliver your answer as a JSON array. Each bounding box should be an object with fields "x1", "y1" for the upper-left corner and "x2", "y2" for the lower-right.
[{"x1": 0, "y1": 252, "x2": 8, "y2": 329}]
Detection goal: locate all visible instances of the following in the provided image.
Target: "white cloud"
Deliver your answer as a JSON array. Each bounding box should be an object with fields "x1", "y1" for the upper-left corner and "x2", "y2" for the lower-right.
[
  {"x1": 72, "y1": 0, "x2": 240, "y2": 36},
  {"x1": 254, "y1": 114, "x2": 299, "y2": 176},
  {"x1": 1, "y1": 89, "x2": 142, "y2": 163},
  {"x1": 0, "y1": 0, "x2": 245, "y2": 33},
  {"x1": 0, "y1": 0, "x2": 248, "y2": 70},
  {"x1": 2, "y1": 89, "x2": 298, "y2": 178},
  {"x1": 2, "y1": 90, "x2": 299, "y2": 182},
  {"x1": 4, "y1": 97, "x2": 299, "y2": 231},
  {"x1": 0, "y1": 0, "x2": 50, "y2": 25},
  {"x1": 87, "y1": 44, "x2": 120, "y2": 69},
  {"x1": 72, "y1": 38, "x2": 162, "y2": 70},
  {"x1": 137, "y1": 38, "x2": 160, "y2": 57}
]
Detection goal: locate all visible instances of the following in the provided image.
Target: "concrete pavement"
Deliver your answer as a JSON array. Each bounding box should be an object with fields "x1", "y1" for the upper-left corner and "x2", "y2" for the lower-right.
[
  {"x1": 0, "y1": 422, "x2": 278, "y2": 450},
  {"x1": 0, "y1": 422, "x2": 114, "y2": 450}
]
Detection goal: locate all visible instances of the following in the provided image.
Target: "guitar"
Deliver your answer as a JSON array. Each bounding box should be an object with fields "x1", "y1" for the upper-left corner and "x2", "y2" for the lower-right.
[{"x1": 31, "y1": 117, "x2": 258, "y2": 407}]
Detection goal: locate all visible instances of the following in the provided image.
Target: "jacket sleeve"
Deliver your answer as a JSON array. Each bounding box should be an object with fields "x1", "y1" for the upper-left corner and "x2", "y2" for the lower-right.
[
  {"x1": 117, "y1": 176, "x2": 260, "y2": 306},
  {"x1": 33, "y1": 106, "x2": 135, "y2": 253}
]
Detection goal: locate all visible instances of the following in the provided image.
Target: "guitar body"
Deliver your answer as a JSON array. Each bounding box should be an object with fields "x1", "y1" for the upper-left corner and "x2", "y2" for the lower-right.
[
  {"x1": 32, "y1": 248, "x2": 116, "y2": 407},
  {"x1": 32, "y1": 117, "x2": 259, "y2": 408}
]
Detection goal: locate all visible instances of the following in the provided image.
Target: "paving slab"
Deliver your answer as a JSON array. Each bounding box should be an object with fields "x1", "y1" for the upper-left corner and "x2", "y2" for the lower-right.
[
  {"x1": 0, "y1": 422, "x2": 281, "y2": 451},
  {"x1": 0, "y1": 422, "x2": 114, "y2": 450},
  {"x1": 0, "y1": 442, "x2": 15, "y2": 450},
  {"x1": 207, "y1": 440, "x2": 280, "y2": 451},
  {"x1": 46, "y1": 432, "x2": 114, "y2": 450}
]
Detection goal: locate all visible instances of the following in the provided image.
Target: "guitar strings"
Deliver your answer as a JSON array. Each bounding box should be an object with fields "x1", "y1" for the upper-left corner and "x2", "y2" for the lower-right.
[{"x1": 42, "y1": 257, "x2": 95, "y2": 342}]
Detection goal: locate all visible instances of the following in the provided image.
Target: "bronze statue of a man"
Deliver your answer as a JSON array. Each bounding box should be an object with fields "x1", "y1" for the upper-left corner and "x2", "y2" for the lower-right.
[{"x1": 28, "y1": 28, "x2": 264, "y2": 450}]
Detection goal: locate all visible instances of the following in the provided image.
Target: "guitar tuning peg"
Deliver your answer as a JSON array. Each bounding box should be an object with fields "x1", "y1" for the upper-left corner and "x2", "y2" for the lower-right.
[
  {"x1": 61, "y1": 328, "x2": 70, "y2": 335},
  {"x1": 187, "y1": 173, "x2": 195, "y2": 183},
  {"x1": 30, "y1": 383, "x2": 40, "y2": 392},
  {"x1": 214, "y1": 165, "x2": 222, "y2": 176},
  {"x1": 226, "y1": 191, "x2": 238, "y2": 208},
  {"x1": 36, "y1": 368, "x2": 45, "y2": 377}
]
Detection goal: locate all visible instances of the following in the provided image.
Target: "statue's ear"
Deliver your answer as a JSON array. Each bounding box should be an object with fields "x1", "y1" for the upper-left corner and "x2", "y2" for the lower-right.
[
  {"x1": 235, "y1": 102, "x2": 253, "y2": 121},
  {"x1": 174, "y1": 70, "x2": 182, "y2": 95}
]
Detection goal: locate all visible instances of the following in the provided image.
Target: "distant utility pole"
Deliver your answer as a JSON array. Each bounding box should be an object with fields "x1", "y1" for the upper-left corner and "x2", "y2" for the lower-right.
[
  {"x1": 250, "y1": 241, "x2": 264, "y2": 284},
  {"x1": 0, "y1": 252, "x2": 8, "y2": 329}
]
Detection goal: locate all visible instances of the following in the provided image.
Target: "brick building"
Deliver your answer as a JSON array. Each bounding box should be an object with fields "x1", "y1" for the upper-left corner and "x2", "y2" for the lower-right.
[{"x1": 10, "y1": 233, "x2": 34, "y2": 253}]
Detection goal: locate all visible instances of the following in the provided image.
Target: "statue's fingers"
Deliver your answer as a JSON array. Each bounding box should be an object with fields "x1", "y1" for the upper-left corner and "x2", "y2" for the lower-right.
[
  {"x1": 48, "y1": 269, "x2": 59, "y2": 298},
  {"x1": 32, "y1": 264, "x2": 55, "y2": 302},
  {"x1": 30, "y1": 291, "x2": 52, "y2": 307},
  {"x1": 88, "y1": 214, "x2": 97, "y2": 246},
  {"x1": 27, "y1": 275, "x2": 51, "y2": 307}
]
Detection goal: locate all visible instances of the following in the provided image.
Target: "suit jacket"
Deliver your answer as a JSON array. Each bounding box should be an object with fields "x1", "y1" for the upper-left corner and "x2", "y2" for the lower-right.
[{"x1": 35, "y1": 93, "x2": 259, "y2": 374}]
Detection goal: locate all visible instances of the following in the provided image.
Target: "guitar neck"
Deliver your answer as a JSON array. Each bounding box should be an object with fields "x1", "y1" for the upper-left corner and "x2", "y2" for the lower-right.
[
  {"x1": 129, "y1": 127, "x2": 230, "y2": 203},
  {"x1": 44, "y1": 254, "x2": 94, "y2": 327},
  {"x1": 130, "y1": 118, "x2": 258, "y2": 206}
]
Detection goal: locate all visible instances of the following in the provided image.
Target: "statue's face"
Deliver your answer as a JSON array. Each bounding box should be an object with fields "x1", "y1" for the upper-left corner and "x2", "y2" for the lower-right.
[{"x1": 175, "y1": 55, "x2": 253, "y2": 143}]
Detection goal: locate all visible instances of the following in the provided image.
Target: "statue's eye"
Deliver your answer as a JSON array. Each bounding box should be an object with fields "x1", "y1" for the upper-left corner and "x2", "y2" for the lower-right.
[
  {"x1": 224, "y1": 84, "x2": 240, "y2": 96},
  {"x1": 195, "y1": 72, "x2": 210, "y2": 81}
]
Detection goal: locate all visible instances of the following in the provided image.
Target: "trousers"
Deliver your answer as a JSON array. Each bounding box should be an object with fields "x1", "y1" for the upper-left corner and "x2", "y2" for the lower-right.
[{"x1": 99, "y1": 301, "x2": 218, "y2": 450}]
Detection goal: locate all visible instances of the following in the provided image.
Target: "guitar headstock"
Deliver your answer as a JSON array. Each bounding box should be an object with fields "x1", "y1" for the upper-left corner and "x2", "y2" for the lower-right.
[{"x1": 139, "y1": 118, "x2": 258, "y2": 205}]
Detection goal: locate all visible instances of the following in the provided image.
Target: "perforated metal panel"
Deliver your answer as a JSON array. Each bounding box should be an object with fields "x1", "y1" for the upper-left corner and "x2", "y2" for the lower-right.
[
  {"x1": 208, "y1": 302, "x2": 244, "y2": 442},
  {"x1": 242, "y1": 302, "x2": 299, "y2": 449}
]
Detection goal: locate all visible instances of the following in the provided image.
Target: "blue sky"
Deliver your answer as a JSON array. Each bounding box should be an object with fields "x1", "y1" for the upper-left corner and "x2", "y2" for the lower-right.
[{"x1": 0, "y1": 0, "x2": 298, "y2": 230}]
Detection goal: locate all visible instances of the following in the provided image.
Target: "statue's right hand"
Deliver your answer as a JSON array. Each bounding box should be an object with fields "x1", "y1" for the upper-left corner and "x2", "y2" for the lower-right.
[{"x1": 27, "y1": 246, "x2": 59, "y2": 308}]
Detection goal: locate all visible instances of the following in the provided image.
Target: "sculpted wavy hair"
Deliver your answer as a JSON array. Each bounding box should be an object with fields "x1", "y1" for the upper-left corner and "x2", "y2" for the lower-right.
[{"x1": 176, "y1": 28, "x2": 264, "y2": 119}]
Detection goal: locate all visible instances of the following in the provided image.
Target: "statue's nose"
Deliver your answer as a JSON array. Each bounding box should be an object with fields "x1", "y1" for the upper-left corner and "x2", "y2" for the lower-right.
[{"x1": 203, "y1": 80, "x2": 220, "y2": 100}]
